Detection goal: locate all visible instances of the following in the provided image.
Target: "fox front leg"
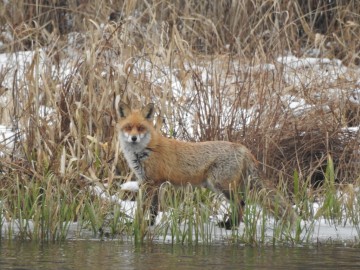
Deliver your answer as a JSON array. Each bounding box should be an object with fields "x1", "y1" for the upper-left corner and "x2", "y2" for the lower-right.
[{"x1": 142, "y1": 185, "x2": 159, "y2": 226}]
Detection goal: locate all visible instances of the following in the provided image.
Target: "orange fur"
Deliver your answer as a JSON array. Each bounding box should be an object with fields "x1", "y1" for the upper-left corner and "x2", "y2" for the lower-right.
[{"x1": 116, "y1": 101, "x2": 298, "y2": 229}]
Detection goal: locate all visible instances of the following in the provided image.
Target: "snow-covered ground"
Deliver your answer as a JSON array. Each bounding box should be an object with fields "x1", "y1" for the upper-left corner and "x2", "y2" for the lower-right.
[{"x1": 0, "y1": 125, "x2": 16, "y2": 156}]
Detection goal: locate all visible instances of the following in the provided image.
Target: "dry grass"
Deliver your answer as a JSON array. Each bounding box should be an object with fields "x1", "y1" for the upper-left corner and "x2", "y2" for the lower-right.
[{"x1": 0, "y1": 0, "x2": 360, "y2": 242}]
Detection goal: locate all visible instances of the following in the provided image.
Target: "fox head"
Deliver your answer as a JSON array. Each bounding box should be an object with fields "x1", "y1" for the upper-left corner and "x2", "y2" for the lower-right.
[{"x1": 116, "y1": 101, "x2": 155, "y2": 151}]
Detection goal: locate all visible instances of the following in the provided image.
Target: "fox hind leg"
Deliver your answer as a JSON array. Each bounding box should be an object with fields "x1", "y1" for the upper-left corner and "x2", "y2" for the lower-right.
[
  {"x1": 218, "y1": 189, "x2": 245, "y2": 230},
  {"x1": 206, "y1": 178, "x2": 245, "y2": 230}
]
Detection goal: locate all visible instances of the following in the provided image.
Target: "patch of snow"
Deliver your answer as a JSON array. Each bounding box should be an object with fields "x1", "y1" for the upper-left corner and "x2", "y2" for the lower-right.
[
  {"x1": 0, "y1": 50, "x2": 46, "y2": 89},
  {"x1": 89, "y1": 185, "x2": 136, "y2": 218},
  {"x1": 251, "y1": 63, "x2": 276, "y2": 72},
  {"x1": 276, "y1": 55, "x2": 348, "y2": 88},
  {"x1": 349, "y1": 88, "x2": 360, "y2": 105},
  {"x1": 120, "y1": 181, "x2": 140, "y2": 192},
  {"x1": 0, "y1": 125, "x2": 17, "y2": 156},
  {"x1": 281, "y1": 95, "x2": 313, "y2": 116}
]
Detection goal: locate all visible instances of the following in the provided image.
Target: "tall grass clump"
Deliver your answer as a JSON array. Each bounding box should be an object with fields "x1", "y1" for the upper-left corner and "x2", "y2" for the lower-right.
[
  {"x1": 2, "y1": 172, "x2": 79, "y2": 241},
  {"x1": 0, "y1": 0, "x2": 360, "y2": 245},
  {"x1": 157, "y1": 183, "x2": 216, "y2": 244}
]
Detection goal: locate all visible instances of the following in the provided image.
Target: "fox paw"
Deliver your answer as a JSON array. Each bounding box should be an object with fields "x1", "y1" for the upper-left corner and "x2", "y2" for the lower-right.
[
  {"x1": 146, "y1": 219, "x2": 156, "y2": 226},
  {"x1": 217, "y1": 216, "x2": 239, "y2": 230}
]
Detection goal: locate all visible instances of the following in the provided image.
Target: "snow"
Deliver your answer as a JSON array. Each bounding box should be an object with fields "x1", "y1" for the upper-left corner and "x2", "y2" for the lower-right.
[
  {"x1": 0, "y1": 125, "x2": 16, "y2": 156},
  {"x1": 0, "y1": 50, "x2": 46, "y2": 89},
  {"x1": 120, "y1": 181, "x2": 140, "y2": 192},
  {"x1": 349, "y1": 88, "x2": 360, "y2": 105},
  {"x1": 91, "y1": 185, "x2": 136, "y2": 216},
  {"x1": 276, "y1": 55, "x2": 349, "y2": 87},
  {"x1": 281, "y1": 95, "x2": 315, "y2": 117}
]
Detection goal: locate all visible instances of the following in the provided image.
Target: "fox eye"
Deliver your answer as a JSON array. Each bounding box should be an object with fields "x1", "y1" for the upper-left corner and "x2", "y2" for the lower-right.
[
  {"x1": 137, "y1": 125, "x2": 145, "y2": 132},
  {"x1": 123, "y1": 124, "x2": 132, "y2": 132}
]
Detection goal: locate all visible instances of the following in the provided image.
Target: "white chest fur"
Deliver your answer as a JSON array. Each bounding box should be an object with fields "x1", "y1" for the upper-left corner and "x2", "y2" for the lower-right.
[{"x1": 119, "y1": 132, "x2": 152, "y2": 182}]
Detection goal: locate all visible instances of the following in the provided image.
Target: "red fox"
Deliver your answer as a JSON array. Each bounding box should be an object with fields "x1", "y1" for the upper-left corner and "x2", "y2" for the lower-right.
[{"x1": 116, "y1": 101, "x2": 298, "y2": 229}]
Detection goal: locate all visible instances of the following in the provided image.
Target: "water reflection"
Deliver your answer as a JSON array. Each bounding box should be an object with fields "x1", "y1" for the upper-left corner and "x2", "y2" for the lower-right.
[{"x1": 0, "y1": 241, "x2": 359, "y2": 269}]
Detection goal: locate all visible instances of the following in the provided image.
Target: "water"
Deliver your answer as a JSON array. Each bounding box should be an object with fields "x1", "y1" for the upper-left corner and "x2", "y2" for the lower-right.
[{"x1": 0, "y1": 240, "x2": 359, "y2": 270}]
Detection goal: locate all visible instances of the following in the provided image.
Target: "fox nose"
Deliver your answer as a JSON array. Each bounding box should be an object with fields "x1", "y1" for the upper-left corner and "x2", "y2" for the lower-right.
[{"x1": 131, "y1": 135, "x2": 138, "y2": 142}]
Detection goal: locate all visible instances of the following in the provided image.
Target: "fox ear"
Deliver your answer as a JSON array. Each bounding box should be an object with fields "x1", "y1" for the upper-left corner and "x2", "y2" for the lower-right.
[
  {"x1": 141, "y1": 103, "x2": 155, "y2": 121},
  {"x1": 117, "y1": 101, "x2": 131, "y2": 119}
]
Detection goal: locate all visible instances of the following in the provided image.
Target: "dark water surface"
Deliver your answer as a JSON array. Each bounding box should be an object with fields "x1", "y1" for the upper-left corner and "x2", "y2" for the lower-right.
[{"x1": 0, "y1": 240, "x2": 359, "y2": 270}]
